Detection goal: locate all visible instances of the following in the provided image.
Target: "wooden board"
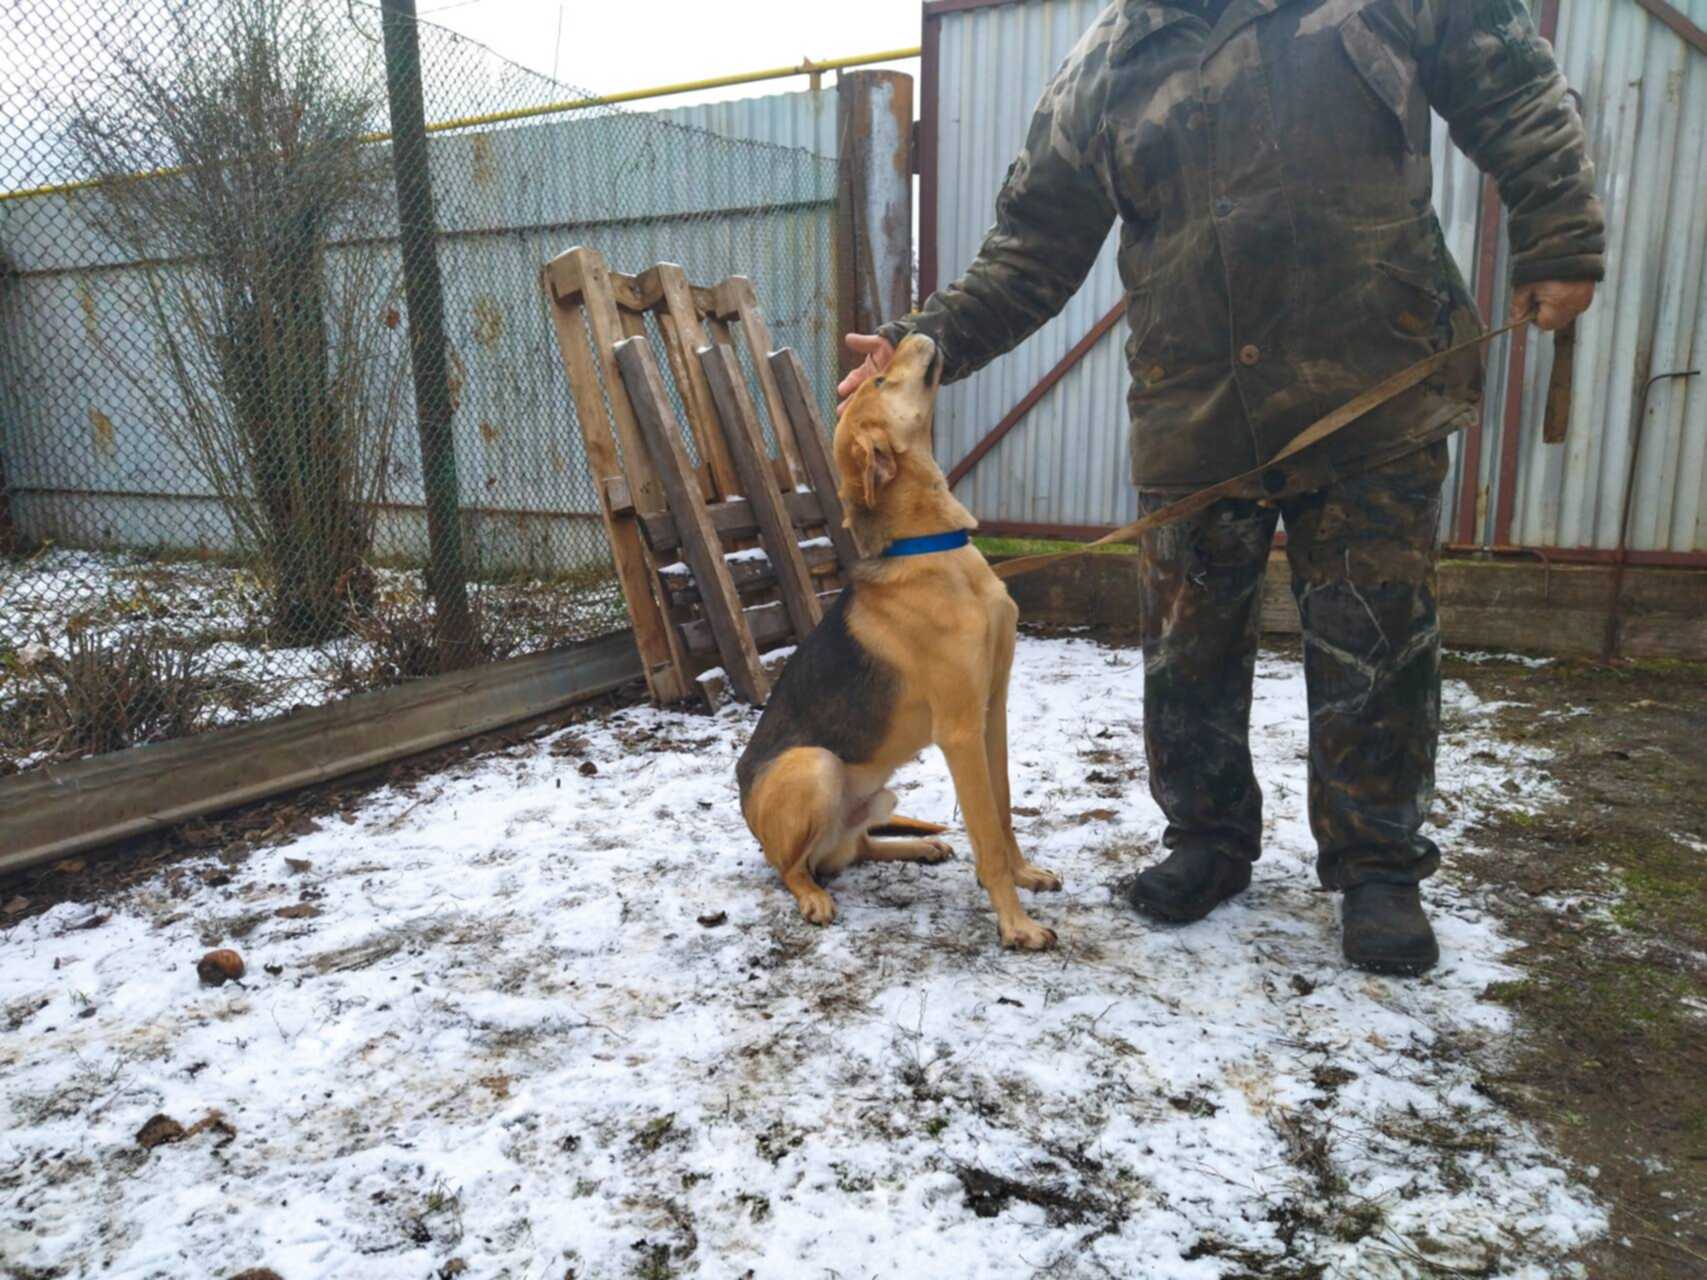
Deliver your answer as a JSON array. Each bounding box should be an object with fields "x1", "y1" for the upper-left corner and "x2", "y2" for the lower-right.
[
  {"x1": 544, "y1": 251, "x2": 860, "y2": 707},
  {"x1": 682, "y1": 591, "x2": 844, "y2": 656},
  {"x1": 716, "y1": 276, "x2": 808, "y2": 488},
  {"x1": 615, "y1": 336, "x2": 770, "y2": 704},
  {"x1": 662, "y1": 541, "x2": 839, "y2": 607},
  {"x1": 543, "y1": 256, "x2": 683, "y2": 702},
  {"x1": 769, "y1": 348, "x2": 862, "y2": 567},
  {"x1": 699, "y1": 342, "x2": 823, "y2": 640},
  {"x1": 0, "y1": 631, "x2": 643, "y2": 874},
  {"x1": 635, "y1": 491, "x2": 829, "y2": 556}
]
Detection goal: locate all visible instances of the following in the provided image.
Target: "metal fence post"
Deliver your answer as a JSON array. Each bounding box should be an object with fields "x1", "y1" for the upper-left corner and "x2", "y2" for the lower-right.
[
  {"x1": 0, "y1": 254, "x2": 19, "y2": 556},
  {"x1": 0, "y1": 452, "x2": 15, "y2": 557},
  {"x1": 380, "y1": 0, "x2": 477, "y2": 671},
  {"x1": 835, "y1": 70, "x2": 915, "y2": 376}
]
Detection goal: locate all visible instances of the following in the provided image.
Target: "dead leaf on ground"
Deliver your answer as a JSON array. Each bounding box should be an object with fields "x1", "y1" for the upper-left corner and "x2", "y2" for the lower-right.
[
  {"x1": 478, "y1": 1074, "x2": 512, "y2": 1100},
  {"x1": 696, "y1": 911, "x2": 728, "y2": 928},
  {"x1": 136, "y1": 1114, "x2": 186, "y2": 1149},
  {"x1": 52, "y1": 859, "x2": 86, "y2": 875},
  {"x1": 273, "y1": 904, "x2": 321, "y2": 920},
  {"x1": 1073, "y1": 809, "x2": 1118, "y2": 825},
  {"x1": 2, "y1": 897, "x2": 30, "y2": 917},
  {"x1": 185, "y1": 1110, "x2": 237, "y2": 1147},
  {"x1": 284, "y1": 857, "x2": 313, "y2": 874}
]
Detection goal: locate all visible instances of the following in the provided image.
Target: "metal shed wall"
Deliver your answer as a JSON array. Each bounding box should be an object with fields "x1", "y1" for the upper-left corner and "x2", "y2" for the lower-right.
[{"x1": 922, "y1": 0, "x2": 1707, "y2": 559}]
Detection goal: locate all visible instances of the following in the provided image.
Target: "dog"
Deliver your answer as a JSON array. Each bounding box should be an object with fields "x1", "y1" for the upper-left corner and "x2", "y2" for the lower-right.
[{"x1": 734, "y1": 334, "x2": 1061, "y2": 950}]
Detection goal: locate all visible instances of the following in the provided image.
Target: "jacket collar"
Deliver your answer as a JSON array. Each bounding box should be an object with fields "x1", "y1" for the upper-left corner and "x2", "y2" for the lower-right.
[{"x1": 1112, "y1": 0, "x2": 1308, "y2": 64}]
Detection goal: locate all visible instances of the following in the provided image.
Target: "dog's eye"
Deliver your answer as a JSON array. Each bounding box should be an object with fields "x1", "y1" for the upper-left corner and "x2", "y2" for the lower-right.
[{"x1": 873, "y1": 376, "x2": 886, "y2": 387}]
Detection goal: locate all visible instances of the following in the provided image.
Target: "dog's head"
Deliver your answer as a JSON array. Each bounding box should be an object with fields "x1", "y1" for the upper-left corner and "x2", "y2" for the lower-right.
[{"x1": 833, "y1": 333, "x2": 944, "y2": 512}]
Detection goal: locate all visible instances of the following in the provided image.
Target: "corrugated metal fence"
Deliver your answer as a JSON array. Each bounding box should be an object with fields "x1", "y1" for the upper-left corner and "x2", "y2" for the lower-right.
[
  {"x1": 0, "y1": 87, "x2": 841, "y2": 571},
  {"x1": 922, "y1": 0, "x2": 1706, "y2": 561}
]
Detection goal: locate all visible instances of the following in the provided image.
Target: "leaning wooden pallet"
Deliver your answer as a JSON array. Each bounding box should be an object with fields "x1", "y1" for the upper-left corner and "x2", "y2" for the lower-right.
[{"x1": 541, "y1": 245, "x2": 858, "y2": 708}]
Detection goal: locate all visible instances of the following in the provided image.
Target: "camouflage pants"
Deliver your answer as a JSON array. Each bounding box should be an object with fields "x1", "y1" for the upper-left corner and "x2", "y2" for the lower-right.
[{"x1": 1137, "y1": 441, "x2": 1450, "y2": 889}]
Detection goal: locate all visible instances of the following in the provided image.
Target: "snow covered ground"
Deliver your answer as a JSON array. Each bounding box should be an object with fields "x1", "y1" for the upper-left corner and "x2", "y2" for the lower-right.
[{"x1": 0, "y1": 634, "x2": 1604, "y2": 1278}]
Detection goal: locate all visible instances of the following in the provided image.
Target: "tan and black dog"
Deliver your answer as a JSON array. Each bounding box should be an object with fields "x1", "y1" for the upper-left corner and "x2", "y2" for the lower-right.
[{"x1": 735, "y1": 334, "x2": 1060, "y2": 950}]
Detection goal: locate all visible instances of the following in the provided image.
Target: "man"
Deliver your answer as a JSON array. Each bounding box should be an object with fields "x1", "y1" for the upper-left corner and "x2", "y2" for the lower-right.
[{"x1": 837, "y1": 0, "x2": 1602, "y2": 974}]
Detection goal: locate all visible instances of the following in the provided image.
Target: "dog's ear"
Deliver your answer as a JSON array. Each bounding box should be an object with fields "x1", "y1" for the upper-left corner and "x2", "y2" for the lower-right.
[{"x1": 854, "y1": 430, "x2": 898, "y2": 508}]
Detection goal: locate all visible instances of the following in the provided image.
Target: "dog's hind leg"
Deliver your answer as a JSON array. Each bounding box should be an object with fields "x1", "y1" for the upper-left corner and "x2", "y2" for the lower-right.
[
  {"x1": 746, "y1": 748, "x2": 844, "y2": 924},
  {"x1": 858, "y1": 833, "x2": 953, "y2": 864}
]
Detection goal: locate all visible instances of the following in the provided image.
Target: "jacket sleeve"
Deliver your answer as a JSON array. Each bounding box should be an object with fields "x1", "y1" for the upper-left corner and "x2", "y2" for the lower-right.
[
  {"x1": 1414, "y1": 0, "x2": 1605, "y2": 285},
  {"x1": 879, "y1": 66, "x2": 1117, "y2": 383}
]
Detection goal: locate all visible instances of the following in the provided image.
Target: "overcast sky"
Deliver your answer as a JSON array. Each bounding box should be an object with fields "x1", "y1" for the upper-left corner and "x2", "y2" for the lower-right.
[{"x1": 420, "y1": 0, "x2": 926, "y2": 108}]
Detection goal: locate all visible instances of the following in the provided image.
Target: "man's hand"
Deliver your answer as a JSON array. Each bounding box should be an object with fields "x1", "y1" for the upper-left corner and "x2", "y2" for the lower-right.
[
  {"x1": 835, "y1": 333, "x2": 896, "y2": 415},
  {"x1": 1511, "y1": 280, "x2": 1596, "y2": 332}
]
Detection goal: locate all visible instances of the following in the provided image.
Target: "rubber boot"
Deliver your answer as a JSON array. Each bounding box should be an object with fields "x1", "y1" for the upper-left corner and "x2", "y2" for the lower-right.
[
  {"x1": 1341, "y1": 883, "x2": 1439, "y2": 975},
  {"x1": 1127, "y1": 845, "x2": 1252, "y2": 923}
]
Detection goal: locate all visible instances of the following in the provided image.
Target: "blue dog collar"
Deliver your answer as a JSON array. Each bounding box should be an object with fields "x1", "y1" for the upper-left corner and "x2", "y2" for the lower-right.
[{"x1": 881, "y1": 530, "x2": 971, "y2": 558}]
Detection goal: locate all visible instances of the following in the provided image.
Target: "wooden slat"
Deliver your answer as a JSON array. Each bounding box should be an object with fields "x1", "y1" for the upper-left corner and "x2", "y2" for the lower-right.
[
  {"x1": 621, "y1": 310, "x2": 713, "y2": 505},
  {"x1": 699, "y1": 343, "x2": 824, "y2": 637},
  {"x1": 575, "y1": 251, "x2": 704, "y2": 694},
  {"x1": 0, "y1": 631, "x2": 644, "y2": 873},
  {"x1": 571, "y1": 250, "x2": 666, "y2": 510},
  {"x1": 615, "y1": 336, "x2": 770, "y2": 704},
  {"x1": 542, "y1": 268, "x2": 683, "y2": 702},
  {"x1": 648, "y1": 263, "x2": 742, "y2": 499},
  {"x1": 663, "y1": 541, "x2": 839, "y2": 606},
  {"x1": 682, "y1": 591, "x2": 843, "y2": 656},
  {"x1": 638, "y1": 490, "x2": 827, "y2": 555},
  {"x1": 718, "y1": 277, "x2": 808, "y2": 487},
  {"x1": 768, "y1": 348, "x2": 862, "y2": 568}
]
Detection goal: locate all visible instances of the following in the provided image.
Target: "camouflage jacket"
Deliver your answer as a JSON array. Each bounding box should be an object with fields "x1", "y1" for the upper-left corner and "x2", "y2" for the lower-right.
[{"x1": 881, "y1": 0, "x2": 1605, "y2": 490}]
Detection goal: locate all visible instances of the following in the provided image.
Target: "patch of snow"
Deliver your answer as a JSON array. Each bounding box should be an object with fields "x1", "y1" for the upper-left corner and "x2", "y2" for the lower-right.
[
  {"x1": 723, "y1": 546, "x2": 771, "y2": 565},
  {"x1": 0, "y1": 637, "x2": 1604, "y2": 1278},
  {"x1": 657, "y1": 561, "x2": 691, "y2": 577},
  {"x1": 1450, "y1": 649, "x2": 1555, "y2": 669},
  {"x1": 797, "y1": 536, "x2": 833, "y2": 551}
]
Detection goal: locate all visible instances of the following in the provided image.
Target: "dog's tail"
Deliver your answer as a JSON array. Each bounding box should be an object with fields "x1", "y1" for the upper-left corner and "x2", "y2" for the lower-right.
[{"x1": 867, "y1": 813, "x2": 949, "y2": 838}]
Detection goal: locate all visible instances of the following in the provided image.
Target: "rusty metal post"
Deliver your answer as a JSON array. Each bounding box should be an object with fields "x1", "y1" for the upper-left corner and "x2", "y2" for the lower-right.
[{"x1": 835, "y1": 70, "x2": 915, "y2": 377}]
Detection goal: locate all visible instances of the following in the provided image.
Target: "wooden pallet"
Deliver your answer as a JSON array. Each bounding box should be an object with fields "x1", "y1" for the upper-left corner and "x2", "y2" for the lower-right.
[{"x1": 542, "y1": 246, "x2": 859, "y2": 706}]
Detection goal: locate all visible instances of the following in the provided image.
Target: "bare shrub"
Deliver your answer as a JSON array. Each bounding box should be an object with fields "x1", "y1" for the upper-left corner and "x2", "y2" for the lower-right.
[
  {"x1": 11, "y1": 632, "x2": 212, "y2": 761},
  {"x1": 65, "y1": 0, "x2": 404, "y2": 646},
  {"x1": 318, "y1": 581, "x2": 526, "y2": 697}
]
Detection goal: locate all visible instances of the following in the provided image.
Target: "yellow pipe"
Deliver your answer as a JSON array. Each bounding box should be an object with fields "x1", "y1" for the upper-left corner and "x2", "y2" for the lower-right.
[{"x1": 0, "y1": 47, "x2": 922, "y2": 205}]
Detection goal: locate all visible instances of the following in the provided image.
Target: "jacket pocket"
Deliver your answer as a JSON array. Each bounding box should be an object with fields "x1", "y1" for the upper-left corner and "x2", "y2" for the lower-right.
[
  {"x1": 1123, "y1": 284, "x2": 1167, "y2": 386},
  {"x1": 1374, "y1": 258, "x2": 1448, "y2": 342},
  {"x1": 1339, "y1": 11, "x2": 1419, "y2": 152}
]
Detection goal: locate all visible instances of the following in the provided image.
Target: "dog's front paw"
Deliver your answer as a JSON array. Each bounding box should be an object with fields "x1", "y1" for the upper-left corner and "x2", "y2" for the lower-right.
[
  {"x1": 921, "y1": 839, "x2": 954, "y2": 863},
  {"x1": 1015, "y1": 863, "x2": 1063, "y2": 893},
  {"x1": 796, "y1": 888, "x2": 837, "y2": 925},
  {"x1": 999, "y1": 915, "x2": 1058, "y2": 951}
]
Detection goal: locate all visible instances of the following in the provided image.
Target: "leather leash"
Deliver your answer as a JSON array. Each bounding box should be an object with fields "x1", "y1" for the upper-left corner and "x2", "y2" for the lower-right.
[{"x1": 991, "y1": 313, "x2": 1535, "y2": 582}]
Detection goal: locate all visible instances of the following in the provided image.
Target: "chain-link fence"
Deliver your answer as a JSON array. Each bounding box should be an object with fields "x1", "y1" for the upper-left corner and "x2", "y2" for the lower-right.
[{"x1": 0, "y1": 0, "x2": 839, "y2": 774}]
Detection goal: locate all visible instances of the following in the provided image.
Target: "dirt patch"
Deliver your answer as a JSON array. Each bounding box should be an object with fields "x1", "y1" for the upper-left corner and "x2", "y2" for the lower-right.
[{"x1": 1442, "y1": 654, "x2": 1707, "y2": 1279}]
